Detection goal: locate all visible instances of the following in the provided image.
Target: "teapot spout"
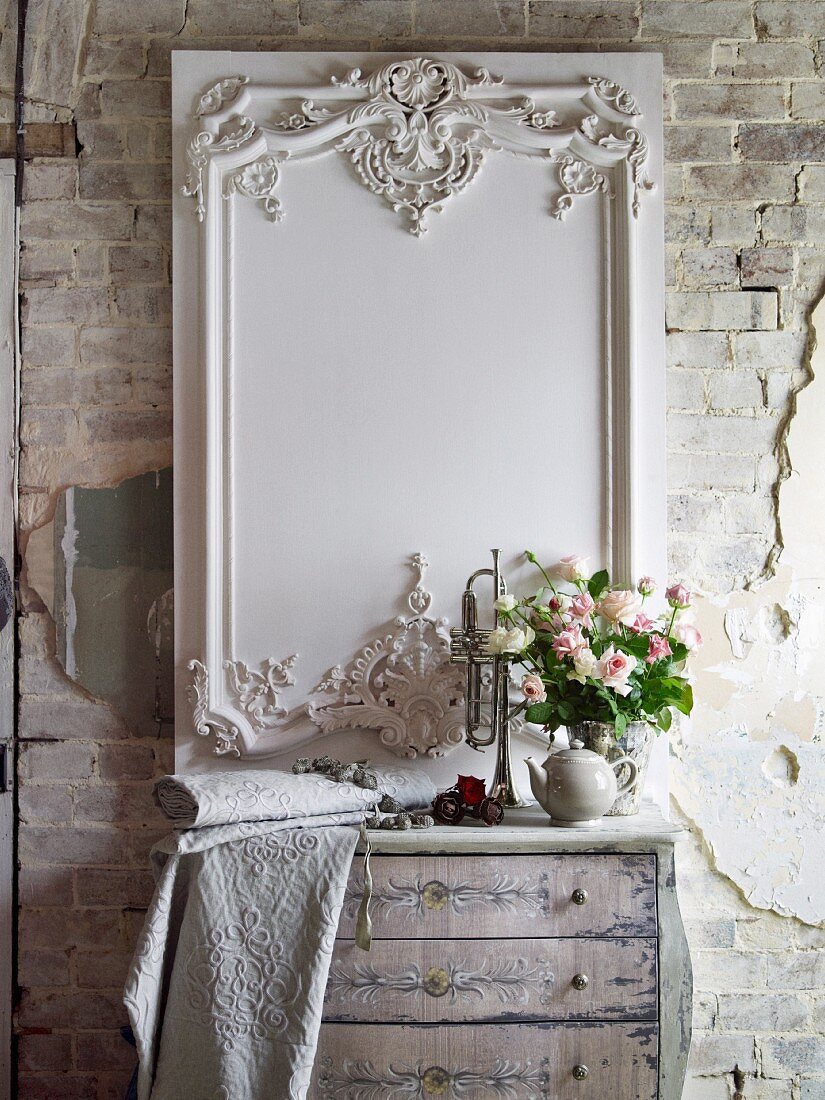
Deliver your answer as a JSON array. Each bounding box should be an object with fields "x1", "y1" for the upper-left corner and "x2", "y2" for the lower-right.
[{"x1": 524, "y1": 756, "x2": 547, "y2": 804}]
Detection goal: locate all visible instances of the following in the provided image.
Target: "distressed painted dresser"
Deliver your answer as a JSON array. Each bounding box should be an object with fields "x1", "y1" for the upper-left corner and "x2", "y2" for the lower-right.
[{"x1": 309, "y1": 803, "x2": 691, "y2": 1100}]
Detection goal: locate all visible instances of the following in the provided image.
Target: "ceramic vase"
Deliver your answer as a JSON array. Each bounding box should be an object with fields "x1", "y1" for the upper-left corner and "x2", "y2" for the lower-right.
[{"x1": 567, "y1": 720, "x2": 654, "y2": 816}]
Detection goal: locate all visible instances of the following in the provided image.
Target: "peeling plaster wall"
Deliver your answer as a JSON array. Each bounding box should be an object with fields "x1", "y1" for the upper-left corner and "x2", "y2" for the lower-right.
[{"x1": 5, "y1": 1, "x2": 825, "y2": 1097}]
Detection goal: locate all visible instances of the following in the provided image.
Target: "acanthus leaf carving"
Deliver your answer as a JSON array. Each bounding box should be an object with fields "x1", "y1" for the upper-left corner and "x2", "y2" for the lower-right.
[
  {"x1": 196, "y1": 74, "x2": 249, "y2": 117},
  {"x1": 185, "y1": 59, "x2": 654, "y2": 233},
  {"x1": 182, "y1": 116, "x2": 258, "y2": 222},
  {"x1": 587, "y1": 76, "x2": 641, "y2": 116},
  {"x1": 224, "y1": 153, "x2": 287, "y2": 222},
  {"x1": 552, "y1": 154, "x2": 610, "y2": 220},
  {"x1": 307, "y1": 554, "x2": 466, "y2": 758},
  {"x1": 224, "y1": 654, "x2": 299, "y2": 731},
  {"x1": 187, "y1": 659, "x2": 241, "y2": 757}
]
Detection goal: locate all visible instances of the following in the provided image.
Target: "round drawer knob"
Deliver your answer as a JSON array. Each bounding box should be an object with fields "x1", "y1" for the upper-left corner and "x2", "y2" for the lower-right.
[
  {"x1": 572, "y1": 973, "x2": 589, "y2": 990},
  {"x1": 571, "y1": 888, "x2": 588, "y2": 905},
  {"x1": 572, "y1": 1065, "x2": 589, "y2": 1081}
]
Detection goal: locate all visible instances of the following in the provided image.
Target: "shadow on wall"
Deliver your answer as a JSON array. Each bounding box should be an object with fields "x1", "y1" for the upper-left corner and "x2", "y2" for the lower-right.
[{"x1": 25, "y1": 469, "x2": 174, "y2": 738}]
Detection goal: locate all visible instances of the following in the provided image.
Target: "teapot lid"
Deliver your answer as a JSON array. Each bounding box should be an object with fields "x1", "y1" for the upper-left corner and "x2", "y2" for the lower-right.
[{"x1": 550, "y1": 738, "x2": 604, "y2": 762}]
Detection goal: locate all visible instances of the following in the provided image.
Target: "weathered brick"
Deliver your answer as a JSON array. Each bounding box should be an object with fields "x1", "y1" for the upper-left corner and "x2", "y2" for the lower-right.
[
  {"x1": 527, "y1": 0, "x2": 637, "y2": 37},
  {"x1": 19, "y1": 243, "x2": 76, "y2": 283},
  {"x1": 19, "y1": 948, "x2": 72, "y2": 988},
  {"x1": 668, "y1": 452, "x2": 757, "y2": 492},
  {"x1": 21, "y1": 367, "x2": 133, "y2": 408},
  {"x1": 19, "y1": 908, "x2": 125, "y2": 951},
  {"x1": 708, "y1": 370, "x2": 764, "y2": 410},
  {"x1": 416, "y1": 0, "x2": 524, "y2": 34},
  {"x1": 687, "y1": 165, "x2": 795, "y2": 202},
  {"x1": 21, "y1": 201, "x2": 134, "y2": 241},
  {"x1": 667, "y1": 291, "x2": 778, "y2": 331},
  {"x1": 21, "y1": 326, "x2": 77, "y2": 367},
  {"x1": 97, "y1": 744, "x2": 155, "y2": 781},
  {"x1": 78, "y1": 161, "x2": 171, "y2": 201},
  {"x1": 298, "y1": 0, "x2": 411, "y2": 34},
  {"x1": 75, "y1": 948, "x2": 133, "y2": 990},
  {"x1": 19, "y1": 742, "x2": 95, "y2": 784},
  {"x1": 681, "y1": 247, "x2": 739, "y2": 287},
  {"x1": 791, "y1": 82, "x2": 825, "y2": 120},
  {"x1": 726, "y1": 491, "x2": 779, "y2": 534},
  {"x1": 77, "y1": 120, "x2": 151, "y2": 160},
  {"x1": 82, "y1": 408, "x2": 171, "y2": 443},
  {"x1": 99, "y1": 79, "x2": 171, "y2": 119},
  {"x1": 75, "y1": 867, "x2": 155, "y2": 907},
  {"x1": 761, "y1": 204, "x2": 825, "y2": 243},
  {"x1": 674, "y1": 83, "x2": 786, "y2": 120},
  {"x1": 20, "y1": 407, "x2": 77, "y2": 447},
  {"x1": 667, "y1": 331, "x2": 729, "y2": 369},
  {"x1": 112, "y1": 286, "x2": 171, "y2": 324},
  {"x1": 685, "y1": 917, "x2": 737, "y2": 949},
  {"x1": 734, "y1": 330, "x2": 807, "y2": 368},
  {"x1": 83, "y1": 37, "x2": 148, "y2": 79},
  {"x1": 715, "y1": 41, "x2": 816, "y2": 79},
  {"x1": 665, "y1": 204, "x2": 711, "y2": 244},
  {"x1": 799, "y1": 164, "x2": 825, "y2": 200},
  {"x1": 665, "y1": 124, "x2": 733, "y2": 163},
  {"x1": 76, "y1": 1032, "x2": 136, "y2": 1072},
  {"x1": 18, "y1": 698, "x2": 129, "y2": 741},
  {"x1": 762, "y1": 1037, "x2": 825, "y2": 1077},
  {"x1": 689, "y1": 1032, "x2": 757, "y2": 1075},
  {"x1": 94, "y1": 0, "x2": 186, "y2": 34},
  {"x1": 741, "y1": 247, "x2": 795, "y2": 288},
  {"x1": 668, "y1": 411, "x2": 777, "y2": 454},
  {"x1": 18, "y1": 989, "x2": 128, "y2": 1030},
  {"x1": 755, "y1": 1, "x2": 825, "y2": 36},
  {"x1": 23, "y1": 287, "x2": 110, "y2": 326},
  {"x1": 16, "y1": 1073, "x2": 98, "y2": 1100},
  {"x1": 643, "y1": 1, "x2": 754, "y2": 37},
  {"x1": 767, "y1": 951, "x2": 825, "y2": 990},
  {"x1": 18, "y1": 865, "x2": 74, "y2": 909},
  {"x1": 107, "y1": 243, "x2": 167, "y2": 285},
  {"x1": 19, "y1": 825, "x2": 131, "y2": 866},
  {"x1": 711, "y1": 205, "x2": 758, "y2": 247},
  {"x1": 18, "y1": 784, "x2": 74, "y2": 825},
  {"x1": 739, "y1": 124, "x2": 825, "y2": 162},
  {"x1": 19, "y1": 1032, "x2": 73, "y2": 1073},
  {"x1": 74, "y1": 784, "x2": 160, "y2": 825},
  {"x1": 79, "y1": 326, "x2": 170, "y2": 366},
  {"x1": 669, "y1": 493, "x2": 720, "y2": 533},
  {"x1": 668, "y1": 368, "x2": 707, "y2": 410},
  {"x1": 23, "y1": 163, "x2": 77, "y2": 201}
]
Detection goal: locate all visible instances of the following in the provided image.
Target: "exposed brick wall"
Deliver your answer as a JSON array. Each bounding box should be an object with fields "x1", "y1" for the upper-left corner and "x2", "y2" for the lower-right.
[{"x1": 8, "y1": 2, "x2": 825, "y2": 1097}]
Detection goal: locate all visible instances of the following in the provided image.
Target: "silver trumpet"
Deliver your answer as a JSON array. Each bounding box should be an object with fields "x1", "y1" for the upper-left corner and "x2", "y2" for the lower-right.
[{"x1": 450, "y1": 549, "x2": 527, "y2": 808}]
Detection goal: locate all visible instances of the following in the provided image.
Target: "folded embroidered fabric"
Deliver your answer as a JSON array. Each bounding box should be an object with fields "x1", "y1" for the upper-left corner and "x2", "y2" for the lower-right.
[{"x1": 154, "y1": 766, "x2": 435, "y2": 829}]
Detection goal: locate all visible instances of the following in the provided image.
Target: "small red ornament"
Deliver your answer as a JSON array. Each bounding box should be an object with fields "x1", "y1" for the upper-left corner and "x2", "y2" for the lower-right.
[{"x1": 456, "y1": 774, "x2": 486, "y2": 807}]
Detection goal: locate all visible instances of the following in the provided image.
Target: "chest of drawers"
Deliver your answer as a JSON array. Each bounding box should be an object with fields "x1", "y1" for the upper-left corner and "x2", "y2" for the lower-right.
[{"x1": 310, "y1": 803, "x2": 691, "y2": 1100}]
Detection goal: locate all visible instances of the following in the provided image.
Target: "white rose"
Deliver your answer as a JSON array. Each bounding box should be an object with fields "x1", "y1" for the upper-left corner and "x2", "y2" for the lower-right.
[
  {"x1": 551, "y1": 554, "x2": 590, "y2": 583},
  {"x1": 493, "y1": 594, "x2": 518, "y2": 613},
  {"x1": 566, "y1": 647, "x2": 597, "y2": 684},
  {"x1": 598, "y1": 589, "x2": 642, "y2": 627},
  {"x1": 486, "y1": 627, "x2": 510, "y2": 655},
  {"x1": 674, "y1": 620, "x2": 703, "y2": 650}
]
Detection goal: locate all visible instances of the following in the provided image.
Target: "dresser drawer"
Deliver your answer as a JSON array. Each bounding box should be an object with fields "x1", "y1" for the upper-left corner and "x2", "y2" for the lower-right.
[
  {"x1": 323, "y1": 936, "x2": 657, "y2": 1023},
  {"x1": 312, "y1": 1021, "x2": 658, "y2": 1099},
  {"x1": 338, "y1": 853, "x2": 657, "y2": 939}
]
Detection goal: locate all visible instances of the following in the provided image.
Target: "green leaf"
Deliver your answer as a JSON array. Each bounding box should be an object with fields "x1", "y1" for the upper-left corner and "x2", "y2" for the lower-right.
[
  {"x1": 614, "y1": 711, "x2": 627, "y2": 739},
  {"x1": 656, "y1": 708, "x2": 672, "y2": 732},
  {"x1": 525, "y1": 701, "x2": 555, "y2": 725},
  {"x1": 588, "y1": 569, "x2": 610, "y2": 600}
]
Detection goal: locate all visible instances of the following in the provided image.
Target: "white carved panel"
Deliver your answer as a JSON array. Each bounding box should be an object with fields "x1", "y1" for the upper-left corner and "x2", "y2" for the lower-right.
[{"x1": 172, "y1": 52, "x2": 666, "y2": 802}]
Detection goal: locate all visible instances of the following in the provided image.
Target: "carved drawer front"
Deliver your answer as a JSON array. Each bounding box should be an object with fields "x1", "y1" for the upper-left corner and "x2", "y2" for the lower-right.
[
  {"x1": 323, "y1": 936, "x2": 657, "y2": 1023},
  {"x1": 311, "y1": 1021, "x2": 659, "y2": 1099},
  {"x1": 338, "y1": 853, "x2": 657, "y2": 939}
]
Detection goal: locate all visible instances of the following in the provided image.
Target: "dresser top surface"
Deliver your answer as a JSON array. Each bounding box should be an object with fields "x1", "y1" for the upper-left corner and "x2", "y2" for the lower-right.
[{"x1": 361, "y1": 800, "x2": 685, "y2": 854}]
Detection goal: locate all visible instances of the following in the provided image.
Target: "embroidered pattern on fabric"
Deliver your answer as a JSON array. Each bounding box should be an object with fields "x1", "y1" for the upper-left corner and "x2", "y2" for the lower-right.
[
  {"x1": 236, "y1": 829, "x2": 321, "y2": 876},
  {"x1": 186, "y1": 908, "x2": 299, "y2": 1050}
]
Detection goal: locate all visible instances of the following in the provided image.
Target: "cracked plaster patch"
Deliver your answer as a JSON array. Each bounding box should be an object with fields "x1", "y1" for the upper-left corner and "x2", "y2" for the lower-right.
[{"x1": 672, "y1": 294, "x2": 825, "y2": 925}]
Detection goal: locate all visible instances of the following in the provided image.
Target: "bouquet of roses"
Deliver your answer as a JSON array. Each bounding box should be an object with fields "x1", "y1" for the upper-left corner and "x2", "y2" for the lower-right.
[
  {"x1": 489, "y1": 552, "x2": 701, "y2": 738},
  {"x1": 432, "y1": 774, "x2": 505, "y2": 827}
]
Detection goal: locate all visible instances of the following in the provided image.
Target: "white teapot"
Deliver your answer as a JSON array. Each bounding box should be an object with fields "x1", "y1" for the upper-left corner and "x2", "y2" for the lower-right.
[{"x1": 525, "y1": 739, "x2": 638, "y2": 827}]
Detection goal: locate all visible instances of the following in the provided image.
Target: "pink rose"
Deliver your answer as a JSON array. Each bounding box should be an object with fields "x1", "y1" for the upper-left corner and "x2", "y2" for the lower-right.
[
  {"x1": 569, "y1": 592, "x2": 595, "y2": 625},
  {"x1": 598, "y1": 589, "x2": 642, "y2": 627},
  {"x1": 551, "y1": 624, "x2": 586, "y2": 660},
  {"x1": 629, "y1": 612, "x2": 656, "y2": 634},
  {"x1": 593, "y1": 645, "x2": 637, "y2": 696},
  {"x1": 666, "y1": 582, "x2": 691, "y2": 609},
  {"x1": 674, "y1": 621, "x2": 703, "y2": 650},
  {"x1": 551, "y1": 555, "x2": 589, "y2": 583},
  {"x1": 521, "y1": 674, "x2": 547, "y2": 703},
  {"x1": 637, "y1": 576, "x2": 656, "y2": 597},
  {"x1": 646, "y1": 633, "x2": 672, "y2": 664}
]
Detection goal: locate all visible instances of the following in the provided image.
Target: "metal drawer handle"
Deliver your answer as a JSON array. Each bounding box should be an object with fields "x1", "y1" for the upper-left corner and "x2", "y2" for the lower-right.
[
  {"x1": 572, "y1": 973, "x2": 589, "y2": 990},
  {"x1": 572, "y1": 1065, "x2": 589, "y2": 1081},
  {"x1": 571, "y1": 888, "x2": 588, "y2": 905}
]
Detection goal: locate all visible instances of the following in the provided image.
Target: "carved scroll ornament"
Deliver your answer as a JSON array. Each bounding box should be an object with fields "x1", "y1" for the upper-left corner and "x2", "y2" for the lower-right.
[{"x1": 183, "y1": 58, "x2": 654, "y2": 235}]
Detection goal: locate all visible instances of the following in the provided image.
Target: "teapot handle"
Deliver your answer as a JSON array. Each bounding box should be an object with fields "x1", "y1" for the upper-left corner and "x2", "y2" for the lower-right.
[{"x1": 611, "y1": 755, "x2": 639, "y2": 796}]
